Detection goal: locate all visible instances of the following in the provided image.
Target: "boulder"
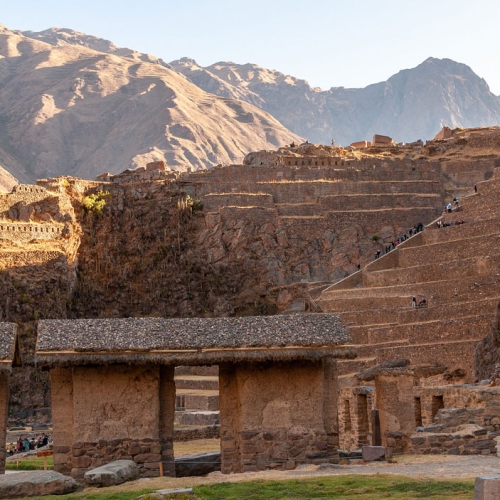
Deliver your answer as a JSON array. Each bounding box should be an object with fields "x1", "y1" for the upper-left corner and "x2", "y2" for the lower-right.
[
  {"x1": 175, "y1": 452, "x2": 221, "y2": 477},
  {"x1": 474, "y1": 475, "x2": 500, "y2": 499},
  {"x1": 362, "y1": 445, "x2": 386, "y2": 462},
  {"x1": 0, "y1": 471, "x2": 77, "y2": 499},
  {"x1": 84, "y1": 459, "x2": 138, "y2": 487}
]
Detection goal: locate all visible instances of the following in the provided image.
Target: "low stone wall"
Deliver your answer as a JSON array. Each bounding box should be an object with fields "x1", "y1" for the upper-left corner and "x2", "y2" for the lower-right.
[
  {"x1": 68, "y1": 438, "x2": 172, "y2": 480},
  {"x1": 0, "y1": 222, "x2": 63, "y2": 243},
  {"x1": 203, "y1": 193, "x2": 274, "y2": 212},
  {"x1": 174, "y1": 425, "x2": 220, "y2": 442},
  {"x1": 410, "y1": 425, "x2": 496, "y2": 455}
]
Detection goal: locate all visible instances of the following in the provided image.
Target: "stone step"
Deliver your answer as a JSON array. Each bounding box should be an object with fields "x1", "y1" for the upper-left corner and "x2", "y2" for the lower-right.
[
  {"x1": 175, "y1": 376, "x2": 219, "y2": 391},
  {"x1": 397, "y1": 297, "x2": 499, "y2": 324},
  {"x1": 320, "y1": 193, "x2": 443, "y2": 211},
  {"x1": 318, "y1": 275, "x2": 500, "y2": 312},
  {"x1": 355, "y1": 340, "x2": 410, "y2": 358},
  {"x1": 175, "y1": 390, "x2": 219, "y2": 411},
  {"x1": 364, "y1": 254, "x2": 500, "y2": 288},
  {"x1": 423, "y1": 218, "x2": 500, "y2": 245},
  {"x1": 375, "y1": 340, "x2": 480, "y2": 383},
  {"x1": 174, "y1": 411, "x2": 220, "y2": 426},
  {"x1": 175, "y1": 366, "x2": 219, "y2": 376},
  {"x1": 337, "y1": 357, "x2": 377, "y2": 376},
  {"x1": 398, "y1": 233, "x2": 500, "y2": 267},
  {"x1": 366, "y1": 315, "x2": 491, "y2": 345}
]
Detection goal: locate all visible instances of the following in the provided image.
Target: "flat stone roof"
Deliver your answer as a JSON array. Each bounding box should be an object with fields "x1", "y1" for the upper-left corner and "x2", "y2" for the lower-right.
[{"x1": 35, "y1": 314, "x2": 354, "y2": 367}]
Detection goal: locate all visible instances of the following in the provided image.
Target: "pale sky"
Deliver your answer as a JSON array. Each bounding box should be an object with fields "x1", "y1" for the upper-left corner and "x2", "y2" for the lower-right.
[{"x1": 2, "y1": 0, "x2": 500, "y2": 94}]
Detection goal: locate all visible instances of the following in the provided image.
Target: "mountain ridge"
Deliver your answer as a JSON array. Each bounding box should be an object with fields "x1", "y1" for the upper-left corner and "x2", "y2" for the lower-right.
[{"x1": 0, "y1": 25, "x2": 300, "y2": 182}]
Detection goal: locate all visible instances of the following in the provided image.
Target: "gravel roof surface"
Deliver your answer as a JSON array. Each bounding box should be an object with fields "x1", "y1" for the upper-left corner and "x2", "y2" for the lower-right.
[
  {"x1": 37, "y1": 314, "x2": 349, "y2": 353},
  {"x1": 0, "y1": 323, "x2": 17, "y2": 362}
]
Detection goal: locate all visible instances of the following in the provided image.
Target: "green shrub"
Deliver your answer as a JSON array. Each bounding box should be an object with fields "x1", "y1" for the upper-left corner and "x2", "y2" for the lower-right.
[{"x1": 83, "y1": 190, "x2": 110, "y2": 217}]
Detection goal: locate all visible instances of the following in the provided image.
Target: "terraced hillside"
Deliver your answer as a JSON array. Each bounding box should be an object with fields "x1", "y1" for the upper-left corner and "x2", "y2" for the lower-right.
[{"x1": 312, "y1": 173, "x2": 500, "y2": 388}]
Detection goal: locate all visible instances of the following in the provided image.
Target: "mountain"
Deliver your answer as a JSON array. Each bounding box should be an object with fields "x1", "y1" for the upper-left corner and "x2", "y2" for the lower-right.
[
  {"x1": 0, "y1": 25, "x2": 300, "y2": 181},
  {"x1": 171, "y1": 58, "x2": 500, "y2": 145},
  {"x1": 0, "y1": 163, "x2": 18, "y2": 192}
]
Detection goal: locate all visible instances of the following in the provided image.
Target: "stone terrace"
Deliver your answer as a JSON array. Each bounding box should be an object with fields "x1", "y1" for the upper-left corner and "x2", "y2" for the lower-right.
[{"x1": 314, "y1": 169, "x2": 500, "y2": 388}]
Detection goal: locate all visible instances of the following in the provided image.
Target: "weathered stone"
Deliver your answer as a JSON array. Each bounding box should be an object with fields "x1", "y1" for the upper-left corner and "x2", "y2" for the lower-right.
[
  {"x1": 362, "y1": 446, "x2": 386, "y2": 462},
  {"x1": 0, "y1": 471, "x2": 77, "y2": 498},
  {"x1": 84, "y1": 460, "x2": 138, "y2": 487},
  {"x1": 175, "y1": 452, "x2": 221, "y2": 477},
  {"x1": 474, "y1": 475, "x2": 500, "y2": 500}
]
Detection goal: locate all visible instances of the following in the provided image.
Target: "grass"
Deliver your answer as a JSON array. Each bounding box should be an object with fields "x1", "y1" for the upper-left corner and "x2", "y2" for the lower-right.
[
  {"x1": 193, "y1": 475, "x2": 474, "y2": 499},
  {"x1": 19, "y1": 475, "x2": 474, "y2": 500},
  {"x1": 6, "y1": 456, "x2": 54, "y2": 470}
]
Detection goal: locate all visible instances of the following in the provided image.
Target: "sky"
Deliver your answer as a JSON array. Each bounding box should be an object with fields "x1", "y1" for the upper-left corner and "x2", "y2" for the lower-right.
[{"x1": 2, "y1": 0, "x2": 500, "y2": 94}]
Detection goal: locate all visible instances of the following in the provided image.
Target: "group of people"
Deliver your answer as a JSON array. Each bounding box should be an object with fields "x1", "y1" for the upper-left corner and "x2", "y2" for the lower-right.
[
  {"x1": 373, "y1": 222, "x2": 425, "y2": 259},
  {"x1": 444, "y1": 197, "x2": 461, "y2": 213},
  {"x1": 6, "y1": 433, "x2": 50, "y2": 456},
  {"x1": 411, "y1": 296, "x2": 427, "y2": 308},
  {"x1": 436, "y1": 219, "x2": 466, "y2": 228}
]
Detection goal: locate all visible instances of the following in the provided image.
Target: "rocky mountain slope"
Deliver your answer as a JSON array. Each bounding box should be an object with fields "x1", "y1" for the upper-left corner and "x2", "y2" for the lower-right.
[
  {"x1": 0, "y1": 164, "x2": 17, "y2": 192},
  {"x1": 0, "y1": 25, "x2": 300, "y2": 182},
  {"x1": 171, "y1": 58, "x2": 500, "y2": 146}
]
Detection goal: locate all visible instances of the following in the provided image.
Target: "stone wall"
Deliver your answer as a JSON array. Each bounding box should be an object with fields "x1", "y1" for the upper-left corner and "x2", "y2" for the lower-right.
[
  {"x1": 51, "y1": 365, "x2": 175, "y2": 480},
  {"x1": 0, "y1": 185, "x2": 52, "y2": 214},
  {"x1": 338, "y1": 386, "x2": 375, "y2": 451},
  {"x1": 204, "y1": 193, "x2": 274, "y2": 212},
  {"x1": 219, "y1": 359, "x2": 339, "y2": 473},
  {"x1": 0, "y1": 222, "x2": 63, "y2": 242}
]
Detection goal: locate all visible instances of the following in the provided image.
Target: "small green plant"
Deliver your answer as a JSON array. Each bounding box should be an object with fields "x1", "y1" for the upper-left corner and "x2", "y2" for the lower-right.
[
  {"x1": 371, "y1": 235, "x2": 380, "y2": 242},
  {"x1": 82, "y1": 190, "x2": 110, "y2": 217}
]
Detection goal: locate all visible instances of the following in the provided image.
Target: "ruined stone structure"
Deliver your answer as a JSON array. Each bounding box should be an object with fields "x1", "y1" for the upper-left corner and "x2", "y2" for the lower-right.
[
  {"x1": 35, "y1": 315, "x2": 353, "y2": 479},
  {"x1": 0, "y1": 323, "x2": 20, "y2": 473},
  {"x1": 1, "y1": 128, "x2": 500, "y2": 472}
]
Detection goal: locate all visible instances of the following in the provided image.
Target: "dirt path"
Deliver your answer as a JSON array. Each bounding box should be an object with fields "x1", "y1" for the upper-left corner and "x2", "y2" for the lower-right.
[{"x1": 82, "y1": 454, "x2": 500, "y2": 495}]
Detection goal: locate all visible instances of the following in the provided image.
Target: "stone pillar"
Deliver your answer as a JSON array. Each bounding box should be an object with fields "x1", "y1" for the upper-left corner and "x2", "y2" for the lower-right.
[
  {"x1": 218, "y1": 363, "x2": 241, "y2": 474},
  {"x1": 375, "y1": 368, "x2": 415, "y2": 450},
  {"x1": 70, "y1": 365, "x2": 163, "y2": 480},
  {"x1": 219, "y1": 359, "x2": 338, "y2": 473},
  {"x1": 322, "y1": 358, "x2": 340, "y2": 460},
  {"x1": 50, "y1": 367, "x2": 74, "y2": 475},
  {"x1": 0, "y1": 373, "x2": 9, "y2": 474},
  {"x1": 159, "y1": 365, "x2": 176, "y2": 477}
]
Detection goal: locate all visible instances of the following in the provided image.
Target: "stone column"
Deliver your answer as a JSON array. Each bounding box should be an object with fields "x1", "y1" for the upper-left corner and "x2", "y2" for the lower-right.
[
  {"x1": 219, "y1": 360, "x2": 337, "y2": 473},
  {"x1": 50, "y1": 367, "x2": 74, "y2": 475},
  {"x1": 159, "y1": 365, "x2": 176, "y2": 477},
  {"x1": 375, "y1": 368, "x2": 415, "y2": 450},
  {"x1": 322, "y1": 358, "x2": 339, "y2": 462},
  {"x1": 0, "y1": 373, "x2": 9, "y2": 474}
]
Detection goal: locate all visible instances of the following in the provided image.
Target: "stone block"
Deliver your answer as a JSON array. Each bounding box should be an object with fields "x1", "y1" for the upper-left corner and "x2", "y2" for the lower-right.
[
  {"x1": 84, "y1": 460, "x2": 138, "y2": 487},
  {"x1": 362, "y1": 446, "x2": 386, "y2": 462},
  {"x1": 0, "y1": 471, "x2": 77, "y2": 498},
  {"x1": 134, "y1": 453, "x2": 161, "y2": 463},
  {"x1": 474, "y1": 475, "x2": 500, "y2": 499}
]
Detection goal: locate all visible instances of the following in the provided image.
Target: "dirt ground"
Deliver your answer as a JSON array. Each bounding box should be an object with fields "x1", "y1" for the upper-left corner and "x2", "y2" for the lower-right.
[{"x1": 80, "y1": 454, "x2": 500, "y2": 495}]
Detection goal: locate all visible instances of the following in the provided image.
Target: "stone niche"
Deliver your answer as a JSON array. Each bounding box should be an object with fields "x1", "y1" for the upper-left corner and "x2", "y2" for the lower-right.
[
  {"x1": 219, "y1": 359, "x2": 339, "y2": 473},
  {"x1": 50, "y1": 364, "x2": 175, "y2": 480}
]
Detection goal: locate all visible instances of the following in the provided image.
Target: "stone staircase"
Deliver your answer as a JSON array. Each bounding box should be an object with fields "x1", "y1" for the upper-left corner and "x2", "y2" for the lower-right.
[
  {"x1": 174, "y1": 366, "x2": 220, "y2": 427},
  {"x1": 315, "y1": 172, "x2": 500, "y2": 387}
]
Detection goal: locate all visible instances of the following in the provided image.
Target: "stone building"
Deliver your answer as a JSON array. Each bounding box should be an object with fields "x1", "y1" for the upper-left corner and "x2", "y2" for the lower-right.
[
  {"x1": 35, "y1": 314, "x2": 354, "y2": 479},
  {"x1": 0, "y1": 323, "x2": 21, "y2": 473}
]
